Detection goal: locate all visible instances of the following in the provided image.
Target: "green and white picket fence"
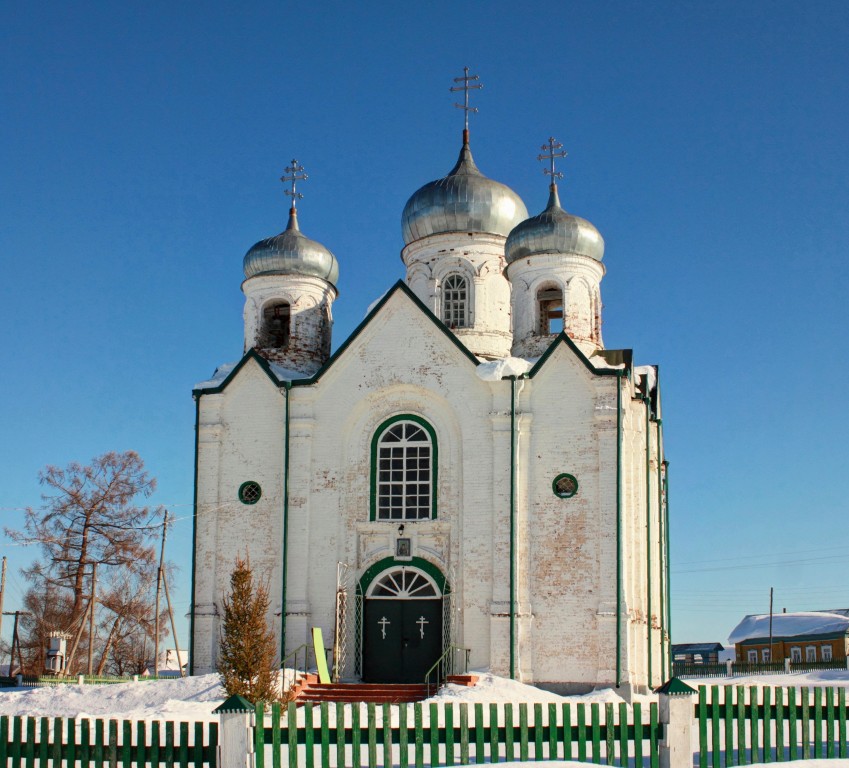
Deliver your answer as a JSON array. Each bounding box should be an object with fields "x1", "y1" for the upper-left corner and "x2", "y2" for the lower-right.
[
  {"x1": 696, "y1": 685, "x2": 849, "y2": 767},
  {"x1": 0, "y1": 715, "x2": 217, "y2": 768},
  {"x1": 253, "y1": 700, "x2": 660, "y2": 768}
]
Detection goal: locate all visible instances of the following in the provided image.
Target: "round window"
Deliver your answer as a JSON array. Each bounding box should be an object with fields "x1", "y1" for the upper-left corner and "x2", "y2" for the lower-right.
[
  {"x1": 552, "y1": 473, "x2": 578, "y2": 499},
  {"x1": 238, "y1": 481, "x2": 262, "y2": 505}
]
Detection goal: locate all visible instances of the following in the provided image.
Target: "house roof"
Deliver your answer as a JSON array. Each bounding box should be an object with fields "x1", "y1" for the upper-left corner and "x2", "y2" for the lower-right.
[
  {"x1": 671, "y1": 642, "x2": 724, "y2": 654},
  {"x1": 728, "y1": 610, "x2": 849, "y2": 645}
]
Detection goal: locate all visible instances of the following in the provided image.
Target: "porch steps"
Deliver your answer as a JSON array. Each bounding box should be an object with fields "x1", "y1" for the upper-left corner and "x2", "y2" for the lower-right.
[
  {"x1": 295, "y1": 681, "x2": 430, "y2": 704},
  {"x1": 445, "y1": 674, "x2": 479, "y2": 687}
]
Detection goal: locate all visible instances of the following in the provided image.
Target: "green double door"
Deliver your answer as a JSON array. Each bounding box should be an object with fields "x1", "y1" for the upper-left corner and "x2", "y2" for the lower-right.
[{"x1": 363, "y1": 599, "x2": 443, "y2": 683}]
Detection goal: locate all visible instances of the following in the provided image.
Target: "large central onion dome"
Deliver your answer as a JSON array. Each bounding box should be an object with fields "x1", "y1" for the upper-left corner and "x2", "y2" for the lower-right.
[
  {"x1": 243, "y1": 208, "x2": 339, "y2": 286},
  {"x1": 506, "y1": 185, "x2": 604, "y2": 264},
  {"x1": 402, "y1": 139, "x2": 528, "y2": 245}
]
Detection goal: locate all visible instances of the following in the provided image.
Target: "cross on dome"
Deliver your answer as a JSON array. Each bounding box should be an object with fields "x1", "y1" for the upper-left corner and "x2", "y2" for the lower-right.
[
  {"x1": 537, "y1": 137, "x2": 567, "y2": 187},
  {"x1": 450, "y1": 66, "x2": 483, "y2": 143},
  {"x1": 281, "y1": 159, "x2": 308, "y2": 211}
]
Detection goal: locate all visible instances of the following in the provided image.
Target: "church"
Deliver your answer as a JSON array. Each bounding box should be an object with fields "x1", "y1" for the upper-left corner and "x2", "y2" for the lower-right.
[{"x1": 189, "y1": 74, "x2": 670, "y2": 695}]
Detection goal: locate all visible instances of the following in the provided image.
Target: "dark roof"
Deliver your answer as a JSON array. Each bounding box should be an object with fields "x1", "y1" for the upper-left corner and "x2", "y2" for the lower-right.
[{"x1": 672, "y1": 642, "x2": 724, "y2": 654}]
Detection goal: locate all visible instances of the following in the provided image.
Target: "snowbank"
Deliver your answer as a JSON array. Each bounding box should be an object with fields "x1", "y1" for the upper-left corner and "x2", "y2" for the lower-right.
[{"x1": 475, "y1": 357, "x2": 534, "y2": 381}]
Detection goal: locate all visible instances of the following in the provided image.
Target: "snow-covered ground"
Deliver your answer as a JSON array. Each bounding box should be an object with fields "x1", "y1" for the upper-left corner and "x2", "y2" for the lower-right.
[{"x1": 2, "y1": 669, "x2": 848, "y2": 722}]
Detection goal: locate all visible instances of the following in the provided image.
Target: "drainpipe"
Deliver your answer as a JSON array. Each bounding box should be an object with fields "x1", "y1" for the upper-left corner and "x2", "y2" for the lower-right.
[
  {"x1": 615, "y1": 371, "x2": 623, "y2": 688},
  {"x1": 644, "y1": 396, "x2": 652, "y2": 687},
  {"x1": 656, "y1": 419, "x2": 666, "y2": 680},
  {"x1": 280, "y1": 382, "x2": 292, "y2": 663},
  {"x1": 509, "y1": 375, "x2": 517, "y2": 680},
  {"x1": 663, "y1": 459, "x2": 671, "y2": 678},
  {"x1": 189, "y1": 394, "x2": 200, "y2": 675}
]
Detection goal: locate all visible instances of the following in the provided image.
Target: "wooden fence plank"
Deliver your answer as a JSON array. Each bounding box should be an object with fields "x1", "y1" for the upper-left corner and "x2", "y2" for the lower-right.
[
  {"x1": 366, "y1": 703, "x2": 376, "y2": 768},
  {"x1": 813, "y1": 686, "x2": 822, "y2": 760},
  {"x1": 504, "y1": 703, "x2": 514, "y2": 763},
  {"x1": 458, "y1": 703, "x2": 469, "y2": 765},
  {"x1": 576, "y1": 703, "x2": 587, "y2": 763},
  {"x1": 445, "y1": 702, "x2": 455, "y2": 767},
  {"x1": 562, "y1": 703, "x2": 572, "y2": 762},
  {"x1": 413, "y1": 704, "x2": 423, "y2": 768},
  {"x1": 24, "y1": 716, "x2": 36, "y2": 768},
  {"x1": 735, "y1": 686, "x2": 746, "y2": 766},
  {"x1": 774, "y1": 688, "x2": 784, "y2": 764},
  {"x1": 650, "y1": 702, "x2": 659, "y2": 768},
  {"x1": 747, "y1": 686, "x2": 758, "y2": 767},
  {"x1": 335, "y1": 704, "x2": 345, "y2": 768},
  {"x1": 801, "y1": 687, "x2": 810, "y2": 760},
  {"x1": 381, "y1": 704, "x2": 391, "y2": 768},
  {"x1": 351, "y1": 704, "x2": 361, "y2": 768},
  {"x1": 320, "y1": 703, "x2": 330, "y2": 768},
  {"x1": 150, "y1": 721, "x2": 160, "y2": 768},
  {"x1": 826, "y1": 687, "x2": 835, "y2": 760},
  {"x1": 429, "y1": 703, "x2": 439, "y2": 768},
  {"x1": 163, "y1": 721, "x2": 174, "y2": 768},
  {"x1": 192, "y1": 722, "x2": 203, "y2": 768},
  {"x1": 838, "y1": 688, "x2": 847, "y2": 759},
  {"x1": 618, "y1": 702, "x2": 628, "y2": 767},
  {"x1": 287, "y1": 702, "x2": 298, "y2": 768},
  {"x1": 697, "y1": 687, "x2": 707, "y2": 768},
  {"x1": 254, "y1": 704, "x2": 265, "y2": 768},
  {"x1": 604, "y1": 703, "x2": 614, "y2": 766},
  {"x1": 709, "y1": 686, "x2": 719, "y2": 768},
  {"x1": 0, "y1": 716, "x2": 8, "y2": 768},
  {"x1": 534, "y1": 703, "x2": 544, "y2": 762},
  {"x1": 788, "y1": 688, "x2": 797, "y2": 762},
  {"x1": 632, "y1": 702, "x2": 642, "y2": 768},
  {"x1": 474, "y1": 704, "x2": 485, "y2": 764},
  {"x1": 762, "y1": 685, "x2": 771, "y2": 763},
  {"x1": 304, "y1": 703, "x2": 314, "y2": 768},
  {"x1": 38, "y1": 716, "x2": 49, "y2": 768},
  {"x1": 548, "y1": 703, "x2": 558, "y2": 762},
  {"x1": 399, "y1": 704, "x2": 409, "y2": 768},
  {"x1": 723, "y1": 687, "x2": 733, "y2": 768},
  {"x1": 488, "y1": 704, "x2": 498, "y2": 764},
  {"x1": 110, "y1": 719, "x2": 119, "y2": 768},
  {"x1": 590, "y1": 703, "x2": 601, "y2": 764},
  {"x1": 270, "y1": 703, "x2": 281, "y2": 768},
  {"x1": 518, "y1": 703, "x2": 528, "y2": 763},
  {"x1": 178, "y1": 722, "x2": 189, "y2": 768}
]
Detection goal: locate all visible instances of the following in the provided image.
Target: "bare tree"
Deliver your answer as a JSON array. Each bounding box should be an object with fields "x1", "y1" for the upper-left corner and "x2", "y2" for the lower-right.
[{"x1": 5, "y1": 451, "x2": 167, "y2": 675}]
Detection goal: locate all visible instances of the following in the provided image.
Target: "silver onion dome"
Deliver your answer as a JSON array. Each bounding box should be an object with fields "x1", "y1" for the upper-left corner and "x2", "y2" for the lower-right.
[
  {"x1": 505, "y1": 185, "x2": 604, "y2": 263},
  {"x1": 402, "y1": 140, "x2": 528, "y2": 245},
  {"x1": 243, "y1": 208, "x2": 339, "y2": 286}
]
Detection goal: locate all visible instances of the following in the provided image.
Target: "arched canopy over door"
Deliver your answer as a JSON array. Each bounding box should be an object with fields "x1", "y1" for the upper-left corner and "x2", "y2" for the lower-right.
[{"x1": 361, "y1": 565, "x2": 444, "y2": 683}]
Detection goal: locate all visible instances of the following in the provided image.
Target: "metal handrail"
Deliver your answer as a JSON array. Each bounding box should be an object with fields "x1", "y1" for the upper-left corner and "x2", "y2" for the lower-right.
[
  {"x1": 281, "y1": 643, "x2": 315, "y2": 687},
  {"x1": 424, "y1": 644, "x2": 471, "y2": 697}
]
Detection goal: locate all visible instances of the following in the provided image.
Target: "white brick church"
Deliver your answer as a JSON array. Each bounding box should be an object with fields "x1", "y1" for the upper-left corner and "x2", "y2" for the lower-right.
[{"x1": 189, "y1": 113, "x2": 670, "y2": 694}]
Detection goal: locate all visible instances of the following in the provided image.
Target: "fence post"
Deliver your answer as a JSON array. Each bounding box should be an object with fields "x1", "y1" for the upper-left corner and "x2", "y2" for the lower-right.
[
  {"x1": 214, "y1": 695, "x2": 255, "y2": 768},
  {"x1": 726, "y1": 659, "x2": 733, "y2": 678},
  {"x1": 15, "y1": 674, "x2": 22, "y2": 687},
  {"x1": 784, "y1": 658, "x2": 791, "y2": 674},
  {"x1": 656, "y1": 678, "x2": 697, "y2": 768}
]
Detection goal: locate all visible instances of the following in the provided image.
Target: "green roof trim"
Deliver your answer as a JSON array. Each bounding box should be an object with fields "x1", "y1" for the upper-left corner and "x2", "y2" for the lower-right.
[
  {"x1": 193, "y1": 348, "x2": 281, "y2": 396},
  {"x1": 194, "y1": 281, "x2": 482, "y2": 398},
  {"x1": 526, "y1": 331, "x2": 633, "y2": 380},
  {"x1": 213, "y1": 694, "x2": 255, "y2": 713},
  {"x1": 654, "y1": 677, "x2": 698, "y2": 696}
]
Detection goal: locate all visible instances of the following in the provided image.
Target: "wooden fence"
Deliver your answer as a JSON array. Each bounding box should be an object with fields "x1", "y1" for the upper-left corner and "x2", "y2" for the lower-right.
[
  {"x1": 696, "y1": 685, "x2": 849, "y2": 767},
  {"x1": 0, "y1": 715, "x2": 217, "y2": 768},
  {"x1": 254, "y1": 700, "x2": 661, "y2": 768},
  {"x1": 673, "y1": 659, "x2": 849, "y2": 679}
]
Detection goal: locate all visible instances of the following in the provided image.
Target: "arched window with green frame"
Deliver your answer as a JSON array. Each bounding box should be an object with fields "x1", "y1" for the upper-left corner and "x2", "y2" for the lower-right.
[{"x1": 370, "y1": 415, "x2": 438, "y2": 521}]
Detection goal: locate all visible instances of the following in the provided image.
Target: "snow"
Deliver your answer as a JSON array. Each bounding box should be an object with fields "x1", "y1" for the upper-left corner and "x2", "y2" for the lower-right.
[
  {"x1": 194, "y1": 362, "x2": 237, "y2": 390},
  {"x1": 728, "y1": 610, "x2": 849, "y2": 644},
  {"x1": 635, "y1": 364, "x2": 656, "y2": 392},
  {"x1": 365, "y1": 289, "x2": 390, "y2": 316},
  {"x1": 267, "y1": 361, "x2": 309, "y2": 381},
  {"x1": 589, "y1": 355, "x2": 626, "y2": 371},
  {"x1": 475, "y1": 357, "x2": 534, "y2": 381}
]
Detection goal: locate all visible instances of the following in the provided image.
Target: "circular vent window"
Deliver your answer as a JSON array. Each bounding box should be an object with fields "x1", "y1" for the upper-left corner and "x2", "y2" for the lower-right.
[
  {"x1": 238, "y1": 481, "x2": 262, "y2": 505},
  {"x1": 552, "y1": 473, "x2": 578, "y2": 499}
]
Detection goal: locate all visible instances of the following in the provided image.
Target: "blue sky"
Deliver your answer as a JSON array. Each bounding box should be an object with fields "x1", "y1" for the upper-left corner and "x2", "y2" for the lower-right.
[{"x1": 2, "y1": 1, "x2": 848, "y2": 655}]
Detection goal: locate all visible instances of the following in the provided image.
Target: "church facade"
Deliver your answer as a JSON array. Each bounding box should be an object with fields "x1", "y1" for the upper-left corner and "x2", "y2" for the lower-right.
[{"x1": 189, "y1": 128, "x2": 671, "y2": 694}]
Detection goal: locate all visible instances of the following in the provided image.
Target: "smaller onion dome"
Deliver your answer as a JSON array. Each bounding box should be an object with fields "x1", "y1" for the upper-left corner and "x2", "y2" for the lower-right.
[
  {"x1": 243, "y1": 208, "x2": 339, "y2": 286},
  {"x1": 506, "y1": 185, "x2": 604, "y2": 264},
  {"x1": 402, "y1": 138, "x2": 528, "y2": 245}
]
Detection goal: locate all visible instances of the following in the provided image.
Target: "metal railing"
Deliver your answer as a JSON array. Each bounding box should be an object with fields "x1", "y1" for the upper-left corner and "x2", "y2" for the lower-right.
[{"x1": 424, "y1": 644, "x2": 471, "y2": 697}]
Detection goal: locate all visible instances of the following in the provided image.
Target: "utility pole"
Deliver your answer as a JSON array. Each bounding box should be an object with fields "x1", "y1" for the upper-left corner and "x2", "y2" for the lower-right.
[
  {"x1": 768, "y1": 587, "x2": 774, "y2": 663},
  {"x1": 162, "y1": 566, "x2": 183, "y2": 676},
  {"x1": 154, "y1": 510, "x2": 169, "y2": 677},
  {"x1": 3, "y1": 610, "x2": 27, "y2": 676},
  {"x1": 0, "y1": 556, "x2": 7, "y2": 642},
  {"x1": 88, "y1": 563, "x2": 97, "y2": 676}
]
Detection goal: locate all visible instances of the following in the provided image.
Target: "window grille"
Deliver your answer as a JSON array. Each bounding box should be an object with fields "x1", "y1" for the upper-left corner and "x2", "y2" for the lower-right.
[
  {"x1": 261, "y1": 301, "x2": 290, "y2": 348},
  {"x1": 537, "y1": 287, "x2": 563, "y2": 334},
  {"x1": 376, "y1": 421, "x2": 432, "y2": 520},
  {"x1": 442, "y1": 274, "x2": 468, "y2": 329}
]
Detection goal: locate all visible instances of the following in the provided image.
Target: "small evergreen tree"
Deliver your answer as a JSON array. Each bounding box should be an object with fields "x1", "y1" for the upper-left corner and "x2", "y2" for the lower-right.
[{"x1": 218, "y1": 557, "x2": 279, "y2": 702}]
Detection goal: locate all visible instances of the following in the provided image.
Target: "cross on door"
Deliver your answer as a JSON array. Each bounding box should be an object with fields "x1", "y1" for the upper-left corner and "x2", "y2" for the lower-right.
[
  {"x1": 378, "y1": 616, "x2": 391, "y2": 640},
  {"x1": 417, "y1": 616, "x2": 429, "y2": 639}
]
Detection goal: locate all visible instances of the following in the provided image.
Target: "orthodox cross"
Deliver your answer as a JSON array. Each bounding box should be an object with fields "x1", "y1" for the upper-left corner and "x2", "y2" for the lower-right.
[
  {"x1": 416, "y1": 615, "x2": 429, "y2": 639},
  {"x1": 450, "y1": 67, "x2": 483, "y2": 138},
  {"x1": 537, "y1": 137, "x2": 567, "y2": 184},
  {"x1": 281, "y1": 159, "x2": 308, "y2": 209},
  {"x1": 378, "y1": 616, "x2": 390, "y2": 640}
]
